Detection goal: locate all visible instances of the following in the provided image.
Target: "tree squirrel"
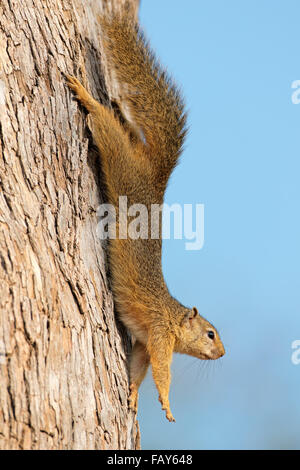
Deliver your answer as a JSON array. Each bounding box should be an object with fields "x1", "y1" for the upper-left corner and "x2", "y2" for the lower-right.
[{"x1": 66, "y1": 13, "x2": 225, "y2": 422}]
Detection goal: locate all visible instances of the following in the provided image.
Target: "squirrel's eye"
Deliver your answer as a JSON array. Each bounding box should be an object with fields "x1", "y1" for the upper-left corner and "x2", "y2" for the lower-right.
[{"x1": 207, "y1": 330, "x2": 215, "y2": 340}]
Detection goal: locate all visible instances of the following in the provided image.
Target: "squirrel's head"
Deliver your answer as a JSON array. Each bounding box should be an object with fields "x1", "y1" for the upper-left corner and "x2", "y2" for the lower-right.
[{"x1": 176, "y1": 307, "x2": 225, "y2": 360}]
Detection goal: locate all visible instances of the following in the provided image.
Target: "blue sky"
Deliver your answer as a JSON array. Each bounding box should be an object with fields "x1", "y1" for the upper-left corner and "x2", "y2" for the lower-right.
[{"x1": 137, "y1": 0, "x2": 300, "y2": 449}]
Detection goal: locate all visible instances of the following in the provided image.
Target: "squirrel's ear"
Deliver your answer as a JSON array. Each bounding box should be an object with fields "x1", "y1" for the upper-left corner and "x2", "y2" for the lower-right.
[{"x1": 181, "y1": 308, "x2": 198, "y2": 327}]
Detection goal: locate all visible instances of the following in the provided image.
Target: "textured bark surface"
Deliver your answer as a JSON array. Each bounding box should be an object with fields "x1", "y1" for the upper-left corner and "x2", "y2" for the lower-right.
[{"x1": 0, "y1": 0, "x2": 140, "y2": 450}]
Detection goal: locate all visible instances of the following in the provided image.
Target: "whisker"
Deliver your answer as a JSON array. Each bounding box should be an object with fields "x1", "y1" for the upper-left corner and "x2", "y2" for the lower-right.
[{"x1": 172, "y1": 357, "x2": 199, "y2": 386}]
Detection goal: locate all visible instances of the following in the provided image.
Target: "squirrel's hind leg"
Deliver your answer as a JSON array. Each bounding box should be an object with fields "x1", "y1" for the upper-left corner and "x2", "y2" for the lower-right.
[
  {"x1": 128, "y1": 340, "x2": 150, "y2": 413},
  {"x1": 66, "y1": 75, "x2": 140, "y2": 202}
]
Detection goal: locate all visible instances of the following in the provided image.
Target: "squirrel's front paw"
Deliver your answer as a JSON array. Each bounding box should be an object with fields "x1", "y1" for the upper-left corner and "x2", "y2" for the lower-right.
[
  {"x1": 159, "y1": 396, "x2": 176, "y2": 422},
  {"x1": 165, "y1": 410, "x2": 176, "y2": 423},
  {"x1": 163, "y1": 405, "x2": 175, "y2": 422}
]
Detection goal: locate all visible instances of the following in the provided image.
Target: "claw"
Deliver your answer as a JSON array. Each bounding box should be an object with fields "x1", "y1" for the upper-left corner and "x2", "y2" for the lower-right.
[
  {"x1": 66, "y1": 74, "x2": 79, "y2": 89},
  {"x1": 65, "y1": 74, "x2": 97, "y2": 114},
  {"x1": 166, "y1": 411, "x2": 176, "y2": 422},
  {"x1": 159, "y1": 397, "x2": 175, "y2": 422}
]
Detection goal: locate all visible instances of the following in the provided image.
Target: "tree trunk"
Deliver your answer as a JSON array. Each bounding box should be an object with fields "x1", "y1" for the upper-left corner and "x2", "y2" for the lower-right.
[{"x1": 0, "y1": 0, "x2": 140, "y2": 450}]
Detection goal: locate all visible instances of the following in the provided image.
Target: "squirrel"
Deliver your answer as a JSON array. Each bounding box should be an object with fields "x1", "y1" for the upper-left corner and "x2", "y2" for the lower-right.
[{"x1": 66, "y1": 13, "x2": 225, "y2": 423}]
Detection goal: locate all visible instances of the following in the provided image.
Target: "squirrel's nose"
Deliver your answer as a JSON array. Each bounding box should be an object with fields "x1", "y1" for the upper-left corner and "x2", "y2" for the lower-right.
[
  {"x1": 212, "y1": 346, "x2": 225, "y2": 359},
  {"x1": 214, "y1": 344, "x2": 225, "y2": 358}
]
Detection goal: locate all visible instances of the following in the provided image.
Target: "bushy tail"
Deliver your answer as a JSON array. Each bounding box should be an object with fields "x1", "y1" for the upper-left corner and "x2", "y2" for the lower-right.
[{"x1": 101, "y1": 14, "x2": 187, "y2": 185}]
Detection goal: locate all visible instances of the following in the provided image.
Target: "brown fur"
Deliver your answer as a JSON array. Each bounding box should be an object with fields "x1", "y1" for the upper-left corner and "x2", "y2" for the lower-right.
[{"x1": 66, "y1": 14, "x2": 225, "y2": 422}]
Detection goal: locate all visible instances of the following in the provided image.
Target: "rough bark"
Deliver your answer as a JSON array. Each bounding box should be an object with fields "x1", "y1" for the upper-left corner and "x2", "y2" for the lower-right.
[{"x1": 0, "y1": 0, "x2": 140, "y2": 450}]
